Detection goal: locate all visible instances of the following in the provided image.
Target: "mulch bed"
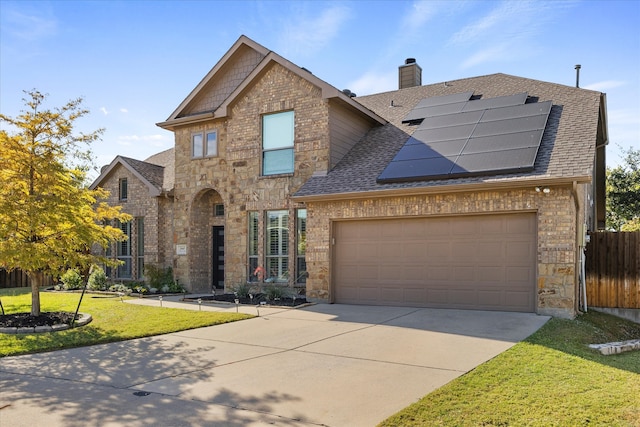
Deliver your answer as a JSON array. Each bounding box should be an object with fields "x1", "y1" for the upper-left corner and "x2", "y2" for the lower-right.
[
  {"x1": 0, "y1": 312, "x2": 77, "y2": 328},
  {"x1": 189, "y1": 293, "x2": 308, "y2": 307}
]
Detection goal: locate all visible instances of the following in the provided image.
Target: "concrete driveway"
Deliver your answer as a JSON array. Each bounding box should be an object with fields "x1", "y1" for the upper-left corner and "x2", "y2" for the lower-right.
[{"x1": 0, "y1": 300, "x2": 549, "y2": 427}]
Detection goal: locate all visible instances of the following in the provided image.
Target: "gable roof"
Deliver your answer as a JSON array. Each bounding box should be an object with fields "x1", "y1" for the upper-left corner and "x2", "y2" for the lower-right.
[
  {"x1": 156, "y1": 35, "x2": 385, "y2": 130},
  {"x1": 90, "y1": 148, "x2": 175, "y2": 196},
  {"x1": 294, "y1": 73, "x2": 607, "y2": 201}
]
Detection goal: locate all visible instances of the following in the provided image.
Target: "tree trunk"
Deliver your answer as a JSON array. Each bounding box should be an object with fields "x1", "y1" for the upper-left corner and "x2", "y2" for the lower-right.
[{"x1": 29, "y1": 271, "x2": 43, "y2": 316}]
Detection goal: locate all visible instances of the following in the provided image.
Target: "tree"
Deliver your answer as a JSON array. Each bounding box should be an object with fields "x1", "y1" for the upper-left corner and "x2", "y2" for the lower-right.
[
  {"x1": 0, "y1": 90, "x2": 131, "y2": 315},
  {"x1": 606, "y1": 146, "x2": 640, "y2": 231}
]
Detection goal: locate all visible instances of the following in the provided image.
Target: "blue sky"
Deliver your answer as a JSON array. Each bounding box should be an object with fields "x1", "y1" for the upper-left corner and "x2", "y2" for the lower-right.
[{"x1": 1, "y1": 0, "x2": 639, "y2": 175}]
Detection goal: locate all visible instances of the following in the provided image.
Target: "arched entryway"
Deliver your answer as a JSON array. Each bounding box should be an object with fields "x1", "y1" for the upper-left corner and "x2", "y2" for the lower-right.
[{"x1": 189, "y1": 188, "x2": 225, "y2": 293}]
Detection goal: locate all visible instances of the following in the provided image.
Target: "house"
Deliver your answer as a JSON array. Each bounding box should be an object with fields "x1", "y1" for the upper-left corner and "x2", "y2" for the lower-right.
[
  {"x1": 90, "y1": 148, "x2": 175, "y2": 280},
  {"x1": 101, "y1": 35, "x2": 607, "y2": 318}
]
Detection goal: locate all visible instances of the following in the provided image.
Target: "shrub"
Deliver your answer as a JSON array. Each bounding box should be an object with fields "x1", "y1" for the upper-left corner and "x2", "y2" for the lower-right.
[
  {"x1": 60, "y1": 269, "x2": 83, "y2": 290},
  {"x1": 87, "y1": 266, "x2": 108, "y2": 291},
  {"x1": 232, "y1": 282, "x2": 255, "y2": 298},
  {"x1": 144, "y1": 264, "x2": 183, "y2": 293},
  {"x1": 263, "y1": 284, "x2": 291, "y2": 301},
  {"x1": 108, "y1": 284, "x2": 131, "y2": 294}
]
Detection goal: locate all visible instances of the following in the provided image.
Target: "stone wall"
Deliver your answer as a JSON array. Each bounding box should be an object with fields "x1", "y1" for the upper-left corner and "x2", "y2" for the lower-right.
[
  {"x1": 98, "y1": 164, "x2": 166, "y2": 279},
  {"x1": 172, "y1": 63, "x2": 331, "y2": 292},
  {"x1": 304, "y1": 186, "x2": 580, "y2": 318}
]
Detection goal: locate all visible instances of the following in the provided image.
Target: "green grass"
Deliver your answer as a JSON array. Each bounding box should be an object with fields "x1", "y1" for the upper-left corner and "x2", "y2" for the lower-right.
[
  {"x1": 0, "y1": 287, "x2": 252, "y2": 357},
  {"x1": 380, "y1": 310, "x2": 640, "y2": 427}
]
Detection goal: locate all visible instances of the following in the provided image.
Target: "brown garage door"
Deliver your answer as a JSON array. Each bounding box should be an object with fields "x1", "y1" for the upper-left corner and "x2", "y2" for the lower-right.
[{"x1": 333, "y1": 213, "x2": 536, "y2": 312}]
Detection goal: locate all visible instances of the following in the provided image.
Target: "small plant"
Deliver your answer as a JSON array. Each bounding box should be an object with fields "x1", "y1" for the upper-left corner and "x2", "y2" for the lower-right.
[
  {"x1": 87, "y1": 266, "x2": 108, "y2": 291},
  {"x1": 232, "y1": 282, "x2": 254, "y2": 298},
  {"x1": 108, "y1": 283, "x2": 131, "y2": 294},
  {"x1": 133, "y1": 285, "x2": 148, "y2": 295},
  {"x1": 263, "y1": 284, "x2": 291, "y2": 301},
  {"x1": 144, "y1": 264, "x2": 183, "y2": 292},
  {"x1": 60, "y1": 269, "x2": 83, "y2": 290}
]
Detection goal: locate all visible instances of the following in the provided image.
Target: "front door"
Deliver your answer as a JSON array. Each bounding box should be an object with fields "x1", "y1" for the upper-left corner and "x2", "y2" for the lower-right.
[{"x1": 212, "y1": 226, "x2": 225, "y2": 290}]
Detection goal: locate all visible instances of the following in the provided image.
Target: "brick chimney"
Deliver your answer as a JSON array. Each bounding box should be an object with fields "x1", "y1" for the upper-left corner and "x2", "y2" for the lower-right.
[{"x1": 398, "y1": 58, "x2": 422, "y2": 89}]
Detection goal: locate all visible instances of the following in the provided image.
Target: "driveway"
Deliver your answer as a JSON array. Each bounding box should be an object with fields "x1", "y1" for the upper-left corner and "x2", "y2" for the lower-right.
[{"x1": 0, "y1": 300, "x2": 549, "y2": 427}]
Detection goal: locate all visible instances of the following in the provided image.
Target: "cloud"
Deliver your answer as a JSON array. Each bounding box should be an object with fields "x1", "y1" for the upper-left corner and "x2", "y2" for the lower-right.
[
  {"x1": 100, "y1": 107, "x2": 109, "y2": 115},
  {"x1": 448, "y1": 1, "x2": 573, "y2": 68},
  {"x1": 583, "y1": 80, "x2": 626, "y2": 92},
  {"x1": 460, "y1": 45, "x2": 509, "y2": 69},
  {"x1": 1, "y1": 6, "x2": 57, "y2": 41},
  {"x1": 449, "y1": 1, "x2": 545, "y2": 46},
  {"x1": 348, "y1": 71, "x2": 396, "y2": 97},
  {"x1": 280, "y1": 5, "x2": 350, "y2": 55},
  {"x1": 402, "y1": 0, "x2": 440, "y2": 30},
  {"x1": 120, "y1": 108, "x2": 128, "y2": 113}
]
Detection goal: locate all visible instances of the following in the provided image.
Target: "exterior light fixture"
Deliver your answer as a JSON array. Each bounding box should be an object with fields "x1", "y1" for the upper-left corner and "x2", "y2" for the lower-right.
[{"x1": 535, "y1": 187, "x2": 551, "y2": 194}]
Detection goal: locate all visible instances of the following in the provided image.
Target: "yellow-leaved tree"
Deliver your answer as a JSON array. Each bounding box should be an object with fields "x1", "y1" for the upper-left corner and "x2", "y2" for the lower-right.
[{"x1": 0, "y1": 90, "x2": 131, "y2": 316}]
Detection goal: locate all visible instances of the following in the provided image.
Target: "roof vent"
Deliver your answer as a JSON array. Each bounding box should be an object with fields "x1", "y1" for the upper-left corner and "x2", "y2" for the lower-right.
[
  {"x1": 399, "y1": 58, "x2": 422, "y2": 89},
  {"x1": 342, "y1": 89, "x2": 356, "y2": 98}
]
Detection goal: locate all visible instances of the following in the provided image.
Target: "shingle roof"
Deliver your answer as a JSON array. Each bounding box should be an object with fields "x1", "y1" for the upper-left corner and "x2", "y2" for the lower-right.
[
  {"x1": 119, "y1": 156, "x2": 165, "y2": 190},
  {"x1": 144, "y1": 148, "x2": 175, "y2": 191},
  {"x1": 90, "y1": 148, "x2": 175, "y2": 195},
  {"x1": 295, "y1": 73, "x2": 603, "y2": 199}
]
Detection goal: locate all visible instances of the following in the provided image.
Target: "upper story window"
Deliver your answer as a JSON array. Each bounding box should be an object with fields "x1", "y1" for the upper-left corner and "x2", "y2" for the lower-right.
[
  {"x1": 192, "y1": 130, "x2": 217, "y2": 158},
  {"x1": 118, "y1": 178, "x2": 128, "y2": 201},
  {"x1": 262, "y1": 111, "x2": 294, "y2": 175}
]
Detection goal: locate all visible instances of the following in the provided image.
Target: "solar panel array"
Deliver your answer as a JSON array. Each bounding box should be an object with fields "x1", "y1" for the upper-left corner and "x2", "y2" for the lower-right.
[{"x1": 377, "y1": 92, "x2": 552, "y2": 183}]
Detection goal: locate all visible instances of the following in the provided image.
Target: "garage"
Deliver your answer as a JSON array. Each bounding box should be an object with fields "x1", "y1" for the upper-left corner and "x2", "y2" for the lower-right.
[{"x1": 333, "y1": 213, "x2": 537, "y2": 312}]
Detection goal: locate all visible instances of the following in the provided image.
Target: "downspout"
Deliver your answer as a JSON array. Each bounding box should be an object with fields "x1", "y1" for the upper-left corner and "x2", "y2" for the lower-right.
[{"x1": 572, "y1": 181, "x2": 587, "y2": 313}]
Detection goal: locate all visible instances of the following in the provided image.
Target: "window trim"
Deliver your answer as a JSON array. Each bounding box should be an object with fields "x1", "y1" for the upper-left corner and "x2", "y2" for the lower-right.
[
  {"x1": 118, "y1": 178, "x2": 128, "y2": 201},
  {"x1": 262, "y1": 111, "x2": 294, "y2": 176},
  {"x1": 248, "y1": 211, "x2": 259, "y2": 282},
  {"x1": 265, "y1": 210, "x2": 289, "y2": 283},
  {"x1": 191, "y1": 129, "x2": 218, "y2": 159},
  {"x1": 296, "y1": 208, "x2": 307, "y2": 284},
  {"x1": 116, "y1": 220, "x2": 132, "y2": 279}
]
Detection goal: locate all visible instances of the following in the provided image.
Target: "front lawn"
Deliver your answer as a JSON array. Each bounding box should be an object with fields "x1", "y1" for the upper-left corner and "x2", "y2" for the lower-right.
[
  {"x1": 0, "y1": 287, "x2": 252, "y2": 357},
  {"x1": 380, "y1": 310, "x2": 640, "y2": 426}
]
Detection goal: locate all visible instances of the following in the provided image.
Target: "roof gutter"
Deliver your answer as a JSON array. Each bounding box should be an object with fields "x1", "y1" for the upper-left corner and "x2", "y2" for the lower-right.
[
  {"x1": 292, "y1": 175, "x2": 592, "y2": 203},
  {"x1": 156, "y1": 111, "x2": 216, "y2": 131}
]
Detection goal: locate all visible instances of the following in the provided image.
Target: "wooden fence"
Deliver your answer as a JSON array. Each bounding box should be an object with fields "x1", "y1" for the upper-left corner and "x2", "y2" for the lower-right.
[
  {"x1": 0, "y1": 269, "x2": 54, "y2": 289},
  {"x1": 585, "y1": 231, "x2": 640, "y2": 309}
]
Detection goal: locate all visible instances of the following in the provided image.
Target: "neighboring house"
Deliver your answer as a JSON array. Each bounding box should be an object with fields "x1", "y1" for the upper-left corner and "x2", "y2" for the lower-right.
[
  {"x1": 100, "y1": 35, "x2": 606, "y2": 318},
  {"x1": 90, "y1": 148, "x2": 175, "y2": 281}
]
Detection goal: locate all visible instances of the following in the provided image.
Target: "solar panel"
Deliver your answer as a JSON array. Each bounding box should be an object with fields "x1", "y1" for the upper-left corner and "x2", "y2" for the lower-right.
[
  {"x1": 460, "y1": 93, "x2": 528, "y2": 112},
  {"x1": 378, "y1": 92, "x2": 552, "y2": 183},
  {"x1": 402, "y1": 91, "x2": 474, "y2": 123}
]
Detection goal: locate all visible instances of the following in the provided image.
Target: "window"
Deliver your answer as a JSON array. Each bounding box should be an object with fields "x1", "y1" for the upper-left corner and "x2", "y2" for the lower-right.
[
  {"x1": 117, "y1": 220, "x2": 132, "y2": 279},
  {"x1": 192, "y1": 131, "x2": 217, "y2": 158},
  {"x1": 119, "y1": 178, "x2": 128, "y2": 201},
  {"x1": 214, "y1": 204, "x2": 225, "y2": 217},
  {"x1": 206, "y1": 131, "x2": 217, "y2": 156},
  {"x1": 266, "y1": 210, "x2": 288, "y2": 282},
  {"x1": 262, "y1": 111, "x2": 294, "y2": 175},
  {"x1": 191, "y1": 133, "x2": 203, "y2": 158},
  {"x1": 136, "y1": 217, "x2": 144, "y2": 280},
  {"x1": 296, "y1": 209, "x2": 307, "y2": 284},
  {"x1": 248, "y1": 211, "x2": 259, "y2": 282}
]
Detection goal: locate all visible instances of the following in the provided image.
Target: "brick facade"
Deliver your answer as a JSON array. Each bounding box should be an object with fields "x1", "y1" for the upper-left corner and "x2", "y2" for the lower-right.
[
  {"x1": 97, "y1": 163, "x2": 172, "y2": 280},
  {"x1": 111, "y1": 36, "x2": 604, "y2": 319},
  {"x1": 304, "y1": 185, "x2": 589, "y2": 318},
  {"x1": 172, "y1": 63, "x2": 329, "y2": 292}
]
